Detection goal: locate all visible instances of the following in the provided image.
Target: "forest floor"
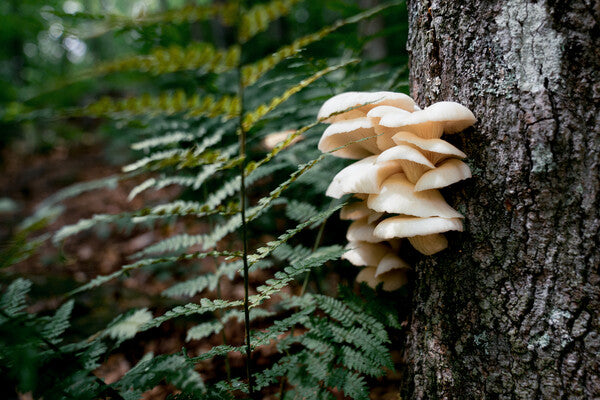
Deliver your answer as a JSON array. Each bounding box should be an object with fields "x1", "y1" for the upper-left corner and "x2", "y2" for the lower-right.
[{"x1": 0, "y1": 138, "x2": 404, "y2": 400}]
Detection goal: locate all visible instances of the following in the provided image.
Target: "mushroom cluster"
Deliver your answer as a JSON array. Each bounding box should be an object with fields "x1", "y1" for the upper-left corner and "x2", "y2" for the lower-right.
[{"x1": 317, "y1": 91, "x2": 475, "y2": 291}]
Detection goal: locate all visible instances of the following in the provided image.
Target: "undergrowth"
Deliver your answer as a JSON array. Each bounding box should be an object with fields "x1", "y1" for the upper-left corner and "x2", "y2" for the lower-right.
[{"x1": 1, "y1": 1, "x2": 411, "y2": 398}]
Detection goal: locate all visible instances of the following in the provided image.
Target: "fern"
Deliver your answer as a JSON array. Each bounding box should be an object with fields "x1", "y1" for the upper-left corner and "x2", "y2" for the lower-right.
[{"x1": 6, "y1": 0, "x2": 410, "y2": 398}]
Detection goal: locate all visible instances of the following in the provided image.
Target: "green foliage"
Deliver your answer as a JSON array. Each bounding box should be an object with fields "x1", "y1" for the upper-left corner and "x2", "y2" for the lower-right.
[{"x1": 1, "y1": 0, "x2": 410, "y2": 398}]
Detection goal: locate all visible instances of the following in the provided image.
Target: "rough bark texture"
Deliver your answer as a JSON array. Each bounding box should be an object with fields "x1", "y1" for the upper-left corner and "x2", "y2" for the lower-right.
[{"x1": 404, "y1": 0, "x2": 600, "y2": 398}]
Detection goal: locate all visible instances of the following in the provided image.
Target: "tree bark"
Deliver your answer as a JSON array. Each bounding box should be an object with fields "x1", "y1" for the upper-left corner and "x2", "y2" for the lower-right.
[{"x1": 404, "y1": 0, "x2": 600, "y2": 398}]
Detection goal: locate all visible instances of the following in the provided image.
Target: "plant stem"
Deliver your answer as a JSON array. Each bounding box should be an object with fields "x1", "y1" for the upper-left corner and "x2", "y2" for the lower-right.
[{"x1": 236, "y1": 1, "x2": 255, "y2": 397}]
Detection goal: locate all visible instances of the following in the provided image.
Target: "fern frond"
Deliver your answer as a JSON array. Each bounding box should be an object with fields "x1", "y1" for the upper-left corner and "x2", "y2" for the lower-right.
[
  {"x1": 239, "y1": 0, "x2": 302, "y2": 43},
  {"x1": 76, "y1": 92, "x2": 240, "y2": 120},
  {"x1": 114, "y1": 352, "x2": 205, "y2": 396},
  {"x1": 131, "y1": 131, "x2": 199, "y2": 152},
  {"x1": 186, "y1": 307, "x2": 274, "y2": 341},
  {"x1": 162, "y1": 260, "x2": 242, "y2": 299},
  {"x1": 0, "y1": 278, "x2": 32, "y2": 317},
  {"x1": 128, "y1": 144, "x2": 239, "y2": 198},
  {"x1": 249, "y1": 245, "x2": 345, "y2": 305},
  {"x1": 285, "y1": 200, "x2": 319, "y2": 224},
  {"x1": 242, "y1": 59, "x2": 358, "y2": 131},
  {"x1": 40, "y1": 300, "x2": 74, "y2": 344},
  {"x1": 66, "y1": 2, "x2": 237, "y2": 38},
  {"x1": 241, "y1": 0, "x2": 401, "y2": 87},
  {"x1": 91, "y1": 43, "x2": 240, "y2": 77},
  {"x1": 247, "y1": 205, "x2": 344, "y2": 265},
  {"x1": 123, "y1": 127, "x2": 228, "y2": 173},
  {"x1": 103, "y1": 308, "x2": 153, "y2": 342},
  {"x1": 69, "y1": 250, "x2": 239, "y2": 295},
  {"x1": 142, "y1": 299, "x2": 244, "y2": 331}
]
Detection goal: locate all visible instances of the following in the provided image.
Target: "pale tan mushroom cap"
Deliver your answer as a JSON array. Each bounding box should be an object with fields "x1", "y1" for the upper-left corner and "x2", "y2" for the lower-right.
[
  {"x1": 325, "y1": 156, "x2": 401, "y2": 199},
  {"x1": 374, "y1": 215, "x2": 464, "y2": 239},
  {"x1": 346, "y1": 217, "x2": 382, "y2": 243},
  {"x1": 356, "y1": 266, "x2": 408, "y2": 291},
  {"x1": 340, "y1": 201, "x2": 371, "y2": 220},
  {"x1": 408, "y1": 234, "x2": 448, "y2": 255},
  {"x1": 380, "y1": 101, "x2": 476, "y2": 139},
  {"x1": 342, "y1": 241, "x2": 389, "y2": 267},
  {"x1": 318, "y1": 118, "x2": 379, "y2": 159},
  {"x1": 318, "y1": 91, "x2": 417, "y2": 122},
  {"x1": 392, "y1": 131, "x2": 466, "y2": 164},
  {"x1": 368, "y1": 106, "x2": 412, "y2": 151},
  {"x1": 367, "y1": 173, "x2": 463, "y2": 218},
  {"x1": 374, "y1": 253, "x2": 411, "y2": 277},
  {"x1": 414, "y1": 159, "x2": 472, "y2": 192},
  {"x1": 377, "y1": 144, "x2": 435, "y2": 168}
]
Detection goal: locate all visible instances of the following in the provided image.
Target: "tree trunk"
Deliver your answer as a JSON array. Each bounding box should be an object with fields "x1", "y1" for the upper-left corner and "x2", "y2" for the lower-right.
[{"x1": 404, "y1": 0, "x2": 600, "y2": 398}]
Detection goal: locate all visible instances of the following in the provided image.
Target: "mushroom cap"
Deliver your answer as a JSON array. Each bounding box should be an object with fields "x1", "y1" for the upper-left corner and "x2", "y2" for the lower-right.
[
  {"x1": 414, "y1": 159, "x2": 472, "y2": 192},
  {"x1": 356, "y1": 266, "x2": 408, "y2": 291},
  {"x1": 392, "y1": 131, "x2": 466, "y2": 164},
  {"x1": 346, "y1": 217, "x2": 382, "y2": 243},
  {"x1": 318, "y1": 118, "x2": 379, "y2": 159},
  {"x1": 318, "y1": 91, "x2": 417, "y2": 123},
  {"x1": 340, "y1": 201, "x2": 371, "y2": 221},
  {"x1": 380, "y1": 101, "x2": 476, "y2": 139},
  {"x1": 367, "y1": 106, "x2": 412, "y2": 151},
  {"x1": 377, "y1": 144, "x2": 435, "y2": 168},
  {"x1": 374, "y1": 215, "x2": 463, "y2": 239},
  {"x1": 408, "y1": 234, "x2": 448, "y2": 255},
  {"x1": 325, "y1": 156, "x2": 401, "y2": 199},
  {"x1": 377, "y1": 145, "x2": 435, "y2": 183},
  {"x1": 374, "y1": 253, "x2": 411, "y2": 277},
  {"x1": 342, "y1": 241, "x2": 389, "y2": 267},
  {"x1": 367, "y1": 173, "x2": 463, "y2": 218}
]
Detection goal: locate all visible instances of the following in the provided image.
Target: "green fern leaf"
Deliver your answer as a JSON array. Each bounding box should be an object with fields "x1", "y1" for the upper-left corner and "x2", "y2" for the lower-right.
[
  {"x1": 238, "y1": 0, "x2": 302, "y2": 43},
  {"x1": 103, "y1": 308, "x2": 153, "y2": 342},
  {"x1": 40, "y1": 300, "x2": 74, "y2": 343},
  {"x1": 76, "y1": 92, "x2": 240, "y2": 119},
  {"x1": 242, "y1": 59, "x2": 358, "y2": 131},
  {"x1": 241, "y1": 0, "x2": 401, "y2": 87},
  {"x1": 0, "y1": 278, "x2": 32, "y2": 317},
  {"x1": 91, "y1": 43, "x2": 240, "y2": 77}
]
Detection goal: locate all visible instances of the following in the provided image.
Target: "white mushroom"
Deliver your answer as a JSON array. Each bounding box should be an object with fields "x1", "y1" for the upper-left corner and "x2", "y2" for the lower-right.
[
  {"x1": 356, "y1": 266, "x2": 408, "y2": 291},
  {"x1": 340, "y1": 201, "x2": 371, "y2": 221},
  {"x1": 377, "y1": 144, "x2": 435, "y2": 183},
  {"x1": 414, "y1": 158, "x2": 472, "y2": 192},
  {"x1": 346, "y1": 217, "x2": 382, "y2": 243},
  {"x1": 341, "y1": 241, "x2": 389, "y2": 266},
  {"x1": 318, "y1": 118, "x2": 379, "y2": 159},
  {"x1": 380, "y1": 101, "x2": 476, "y2": 139},
  {"x1": 374, "y1": 215, "x2": 463, "y2": 239},
  {"x1": 366, "y1": 106, "x2": 411, "y2": 151},
  {"x1": 408, "y1": 234, "x2": 448, "y2": 255},
  {"x1": 392, "y1": 131, "x2": 466, "y2": 165},
  {"x1": 325, "y1": 156, "x2": 401, "y2": 199},
  {"x1": 318, "y1": 91, "x2": 417, "y2": 123},
  {"x1": 374, "y1": 253, "x2": 410, "y2": 277},
  {"x1": 367, "y1": 173, "x2": 463, "y2": 219}
]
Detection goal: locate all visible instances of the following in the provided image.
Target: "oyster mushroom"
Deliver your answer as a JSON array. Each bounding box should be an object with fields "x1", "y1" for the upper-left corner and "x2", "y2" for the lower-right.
[
  {"x1": 367, "y1": 173, "x2": 463, "y2": 219},
  {"x1": 325, "y1": 155, "x2": 401, "y2": 199},
  {"x1": 414, "y1": 158, "x2": 472, "y2": 192},
  {"x1": 380, "y1": 101, "x2": 476, "y2": 139},
  {"x1": 392, "y1": 131, "x2": 466, "y2": 165},
  {"x1": 318, "y1": 91, "x2": 417, "y2": 123},
  {"x1": 366, "y1": 106, "x2": 412, "y2": 151},
  {"x1": 376, "y1": 144, "x2": 435, "y2": 183},
  {"x1": 318, "y1": 118, "x2": 379, "y2": 159},
  {"x1": 374, "y1": 215, "x2": 463, "y2": 240}
]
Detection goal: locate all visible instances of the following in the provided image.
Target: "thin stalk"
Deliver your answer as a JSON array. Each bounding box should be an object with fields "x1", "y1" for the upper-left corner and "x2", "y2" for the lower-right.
[{"x1": 236, "y1": 1, "x2": 255, "y2": 397}]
